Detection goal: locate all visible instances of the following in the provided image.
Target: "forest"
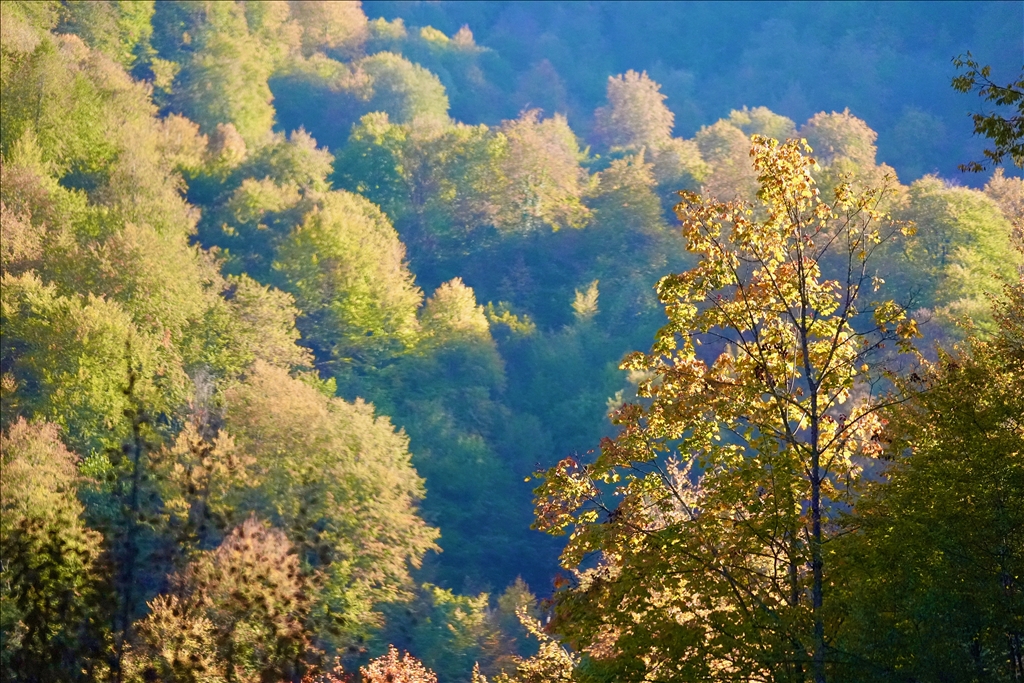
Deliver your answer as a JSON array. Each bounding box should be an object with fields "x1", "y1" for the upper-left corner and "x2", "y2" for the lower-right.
[{"x1": 0, "y1": 1, "x2": 1021, "y2": 682}]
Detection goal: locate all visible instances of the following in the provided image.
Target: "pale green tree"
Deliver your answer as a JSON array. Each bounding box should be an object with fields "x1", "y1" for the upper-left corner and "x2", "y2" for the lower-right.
[
  {"x1": 728, "y1": 105, "x2": 797, "y2": 141},
  {"x1": 163, "y1": 1, "x2": 276, "y2": 145},
  {"x1": 894, "y1": 175, "x2": 1020, "y2": 331},
  {"x1": 221, "y1": 362, "x2": 439, "y2": 647},
  {"x1": 497, "y1": 110, "x2": 590, "y2": 233},
  {"x1": 273, "y1": 190, "x2": 423, "y2": 365},
  {"x1": 695, "y1": 119, "x2": 759, "y2": 202},
  {"x1": 358, "y1": 51, "x2": 451, "y2": 127},
  {"x1": 289, "y1": 0, "x2": 368, "y2": 58},
  {"x1": 593, "y1": 70, "x2": 674, "y2": 151}
]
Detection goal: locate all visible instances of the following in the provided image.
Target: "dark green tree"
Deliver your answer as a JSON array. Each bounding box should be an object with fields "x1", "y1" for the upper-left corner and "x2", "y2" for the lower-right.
[{"x1": 953, "y1": 54, "x2": 1024, "y2": 172}]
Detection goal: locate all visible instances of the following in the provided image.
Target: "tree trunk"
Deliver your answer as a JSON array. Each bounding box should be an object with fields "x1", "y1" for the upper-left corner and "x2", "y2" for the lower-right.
[{"x1": 810, "y1": 415, "x2": 826, "y2": 683}]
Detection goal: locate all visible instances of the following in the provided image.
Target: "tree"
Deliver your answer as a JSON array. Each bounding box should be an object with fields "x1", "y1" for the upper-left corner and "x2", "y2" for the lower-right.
[
  {"x1": 584, "y1": 151, "x2": 682, "y2": 327},
  {"x1": 364, "y1": 278, "x2": 522, "y2": 592},
  {"x1": 1, "y1": 419, "x2": 109, "y2": 682},
  {"x1": 358, "y1": 51, "x2": 451, "y2": 127},
  {"x1": 533, "y1": 137, "x2": 919, "y2": 682},
  {"x1": 892, "y1": 175, "x2": 1019, "y2": 331},
  {"x1": 799, "y1": 111, "x2": 879, "y2": 170},
  {"x1": 194, "y1": 274, "x2": 312, "y2": 378},
  {"x1": 272, "y1": 190, "x2": 423, "y2": 367},
  {"x1": 728, "y1": 106, "x2": 797, "y2": 142},
  {"x1": 334, "y1": 115, "x2": 508, "y2": 277},
  {"x1": 220, "y1": 362, "x2": 439, "y2": 648},
  {"x1": 0, "y1": 272, "x2": 185, "y2": 456},
  {"x1": 57, "y1": 0, "x2": 155, "y2": 71},
  {"x1": 592, "y1": 71, "x2": 674, "y2": 151},
  {"x1": 124, "y1": 517, "x2": 309, "y2": 683},
  {"x1": 695, "y1": 119, "x2": 760, "y2": 202},
  {"x1": 496, "y1": 110, "x2": 590, "y2": 233},
  {"x1": 289, "y1": 0, "x2": 368, "y2": 59},
  {"x1": 160, "y1": 1, "x2": 276, "y2": 146},
  {"x1": 120, "y1": 594, "x2": 224, "y2": 683},
  {"x1": 833, "y1": 269, "x2": 1024, "y2": 682},
  {"x1": 362, "y1": 646, "x2": 437, "y2": 683},
  {"x1": 199, "y1": 128, "x2": 333, "y2": 278},
  {"x1": 512, "y1": 59, "x2": 570, "y2": 122},
  {"x1": 420, "y1": 277, "x2": 492, "y2": 341},
  {"x1": 984, "y1": 168, "x2": 1024, "y2": 227},
  {"x1": 952, "y1": 53, "x2": 1024, "y2": 172},
  {"x1": 374, "y1": 584, "x2": 493, "y2": 683}
]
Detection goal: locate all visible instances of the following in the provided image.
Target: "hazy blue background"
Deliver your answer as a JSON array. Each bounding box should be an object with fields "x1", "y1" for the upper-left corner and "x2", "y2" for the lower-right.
[{"x1": 365, "y1": 1, "x2": 1022, "y2": 185}]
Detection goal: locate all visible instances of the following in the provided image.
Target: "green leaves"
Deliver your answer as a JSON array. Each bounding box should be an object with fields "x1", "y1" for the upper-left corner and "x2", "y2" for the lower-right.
[
  {"x1": 273, "y1": 190, "x2": 423, "y2": 366},
  {"x1": 952, "y1": 53, "x2": 1024, "y2": 172},
  {"x1": 833, "y1": 286, "x2": 1024, "y2": 681},
  {"x1": 221, "y1": 362, "x2": 439, "y2": 644}
]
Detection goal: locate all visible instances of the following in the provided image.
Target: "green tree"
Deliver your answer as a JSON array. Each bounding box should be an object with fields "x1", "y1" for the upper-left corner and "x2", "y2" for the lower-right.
[
  {"x1": 334, "y1": 114, "x2": 507, "y2": 279},
  {"x1": 273, "y1": 190, "x2": 423, "y2": 366},
  {"x1": 496, "y1": 110, "x2": 590, "y2": 233},
  {"x1": 583, "y1": 150, "x2": 686, "y2": 328},
  {"x1": 221, "y1": 362, "x2": 439, "y2": 648},
  {"x1": 362, "y1": 278, "x2": 524, "y2": 591},
  {"x1": 377, "y1": 584, "x2": 493, "y2": 683},
  {"x1": 834, "y1": 274, "x2": 1024, "y2": 682},
  {"x1": 124, "y1": 517, "x2": 309, "y2": 683},
  {"x1": 194, "y1": 274, "x2": 312, "y2": 378},
  {"x1": 57, "y1": 0, "x2": 155, "y2": 71},
  {"x1": 592, "y1": 71, "x2": 674, "y2": 151},
  {"x1": 158, "y1": 1, "x2": 276, "y2": 146},
  {"x1": 0, "y1": 272, "x2": 184, "y2": 455},
  {"x1": 952, "y1": 54, "x2": 1024, "y2": 172},
  {"x1": 199, "y1": 128, "x2": 333, "y2": 279},
  {"x1": 121, "y1": 594, "x2": 224, "y2": 683},
  {"x1": 358, "y1": 51, "x2": 451, "y2": 127},
  {"x1": 289, "y1": 0, "x2": 368, "y2": 59},
  {"x1": 241, "y1": 0, "x2": 301, "y2": 68},
  {"x1": 647, "y1": 137, "x2": 709, "y2": 201},
  {"x1": 362, "y1": 646, "x2": 437, "y2": 683},
  {"x1": 695, "y1": 119, "x2": 760, "y2": 202},
  {"x1": 533, "y1": 137, "x2": 918, "y2": 683},
  {"x1": 800, "y1": 110, "x2": 879, "y2": 169},
  {"x1": 984, "y1": 167, "x2": 1024, "y2": 227},
  {"x1": 728, "y1": 106, "x2": 797, "y2": 141},
  {"x1": 893, "y1": 175, "x2": 1019, "y2": 331}
]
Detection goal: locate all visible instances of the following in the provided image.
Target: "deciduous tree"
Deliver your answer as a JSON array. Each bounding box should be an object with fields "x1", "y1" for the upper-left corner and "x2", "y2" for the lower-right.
[
  {"x1": 952, "y1": 54, "x2": 1024, "y2": 172},
  {"x1": 833, "y1": 267, "x2": 1024, "y2": 682},
  {"x1": 533, "y1": 137, "x2": 918, "y2": 683},
  {"x1": 0, "y1": 420, "x2": 109, "y2": 682}
]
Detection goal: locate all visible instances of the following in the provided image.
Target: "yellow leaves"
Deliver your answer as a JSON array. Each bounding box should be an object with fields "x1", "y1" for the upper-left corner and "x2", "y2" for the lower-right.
[
  {"x1": 896, "y1": 318, "x2": 920, "y2": 339},
  {"x1": 531, "y1": 133, "x2": 922, "y2": 682}
]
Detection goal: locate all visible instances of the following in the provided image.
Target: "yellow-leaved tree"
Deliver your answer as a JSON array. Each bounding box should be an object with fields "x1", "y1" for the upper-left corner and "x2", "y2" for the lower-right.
[{"x1": 532, "y1": 136, "x2": 920, "y2": 683}]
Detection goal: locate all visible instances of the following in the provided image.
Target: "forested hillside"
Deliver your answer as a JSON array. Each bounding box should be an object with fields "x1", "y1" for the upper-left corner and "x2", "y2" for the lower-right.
[{"x1": 0, "y1": 2, "x2": 1021, "y2": 682}]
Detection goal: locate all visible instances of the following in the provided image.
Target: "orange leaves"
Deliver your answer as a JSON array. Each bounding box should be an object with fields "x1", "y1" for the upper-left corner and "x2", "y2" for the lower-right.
[{"x1": 361, "y1": 646, "x2": 438, "y2": 683}]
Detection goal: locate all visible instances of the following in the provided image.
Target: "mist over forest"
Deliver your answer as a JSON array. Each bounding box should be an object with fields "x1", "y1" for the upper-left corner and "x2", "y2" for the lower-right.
[{"x1": 1, "y1": 2, "x2": 1021, "y2": 683}]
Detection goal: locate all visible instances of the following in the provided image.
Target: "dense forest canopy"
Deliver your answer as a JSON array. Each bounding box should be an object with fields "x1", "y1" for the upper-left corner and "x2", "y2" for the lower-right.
[
  {"x1": 0, "y1": 2, "x2": 1021, "y2": 682},
  {"x1": 364, "y1": 0, "x2": 1020, "y2": 185}
]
